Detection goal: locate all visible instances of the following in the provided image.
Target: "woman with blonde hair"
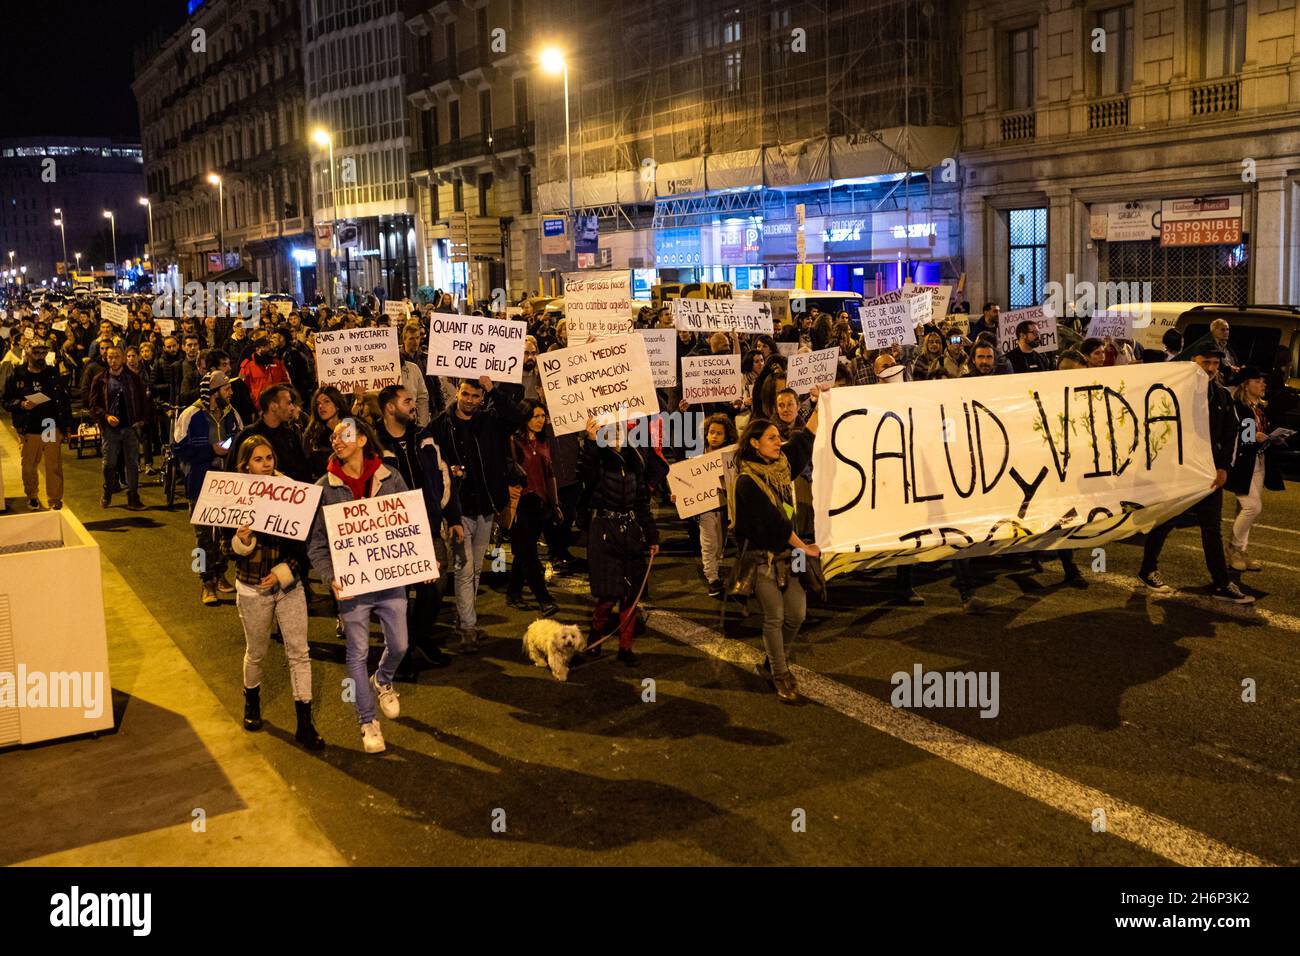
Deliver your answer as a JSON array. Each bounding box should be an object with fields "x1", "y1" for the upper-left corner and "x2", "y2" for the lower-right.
[
  {"x1": 911, "y1": 331, "x2": 947, "y2": 380},
  {"x1": 1226, "y1": 367, "x2": 1288, "y2": 571}
]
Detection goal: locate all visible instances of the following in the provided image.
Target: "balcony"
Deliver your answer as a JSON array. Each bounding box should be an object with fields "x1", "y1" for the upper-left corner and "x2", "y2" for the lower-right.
[
  {"x1": 999, "y1": 110, "x2": 1035, "y2": 142},
  {"x1": 1190, "y1": 77, "x2": 1240, "y2": 117},
  {"x1": 428, "y1": 123, "x2": 535, "y2": 169},
  {"x1": 1087, "y1": 94, "x2": 1129, "y2": 131}
]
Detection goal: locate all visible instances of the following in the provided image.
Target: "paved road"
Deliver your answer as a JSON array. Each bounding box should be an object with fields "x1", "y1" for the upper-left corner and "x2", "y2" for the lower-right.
[{"x1": 30, "y1": 445, "x2": 1300, "y2": 865}]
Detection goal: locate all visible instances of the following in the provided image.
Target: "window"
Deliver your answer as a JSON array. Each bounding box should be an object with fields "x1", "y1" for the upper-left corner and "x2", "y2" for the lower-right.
[
  {"x1": 1008, "y1": 208, "x2": 1048, "y2": 308},
  {"x1": 1093, "y1": 5, "x2": 1134, "y2": 95},
  {"x1": 520, "y1": 166, "x2": 532, "y2": 214},
  {"x1": 1204, "y1": 0, "x2": 1246, "y2": 78},
  {"x1": 480, "y1": 89, "x2": 492, "y2": 137},
  {"x1": 513, "y1": 77, "x2": 528, "y2": 127},
  {"x1": 478, "y1": 172, "x2": 493, "y2": 217},
  {"x1": 1006, "y1": 26, "x2": 1037, "y2": 110},
  {"x1": 725, "y1": 51, "x2": 743, "y2": 92},
  {"x1": 445, "y1": 23, "x2": 457, "y2": 73},
  {"x1": 449, "y1": 99, "x2": 461, "y2": 141},
  {"x1": 453, "y1": 179, "x2": 464, "y2": 212},
  {"x1": 477, "y1": 8, "x2": 489, "y2": 52}
]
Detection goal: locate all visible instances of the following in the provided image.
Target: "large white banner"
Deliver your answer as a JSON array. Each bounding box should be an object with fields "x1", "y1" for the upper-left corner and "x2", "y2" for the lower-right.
[
  {"x1": 638, "y1": 328, "x2": 678, "y2": 388},
  {"x1": 681, "y1": 353, "x2": 742, "y2": 404},
  {"x1": 324, "y1": 489, "x2": 439, "y2": 599},
  {"x1": 786, "y1": 346, "x2": 839, "y2": 395},
  {"x1": 672, "y1": 298, "x2": 773, "y2": 334},
  {"x1": 565, "y1": 272, "x2": 632, "y2": 345},
  {"x1": 191, "y1": 472, "x2": 324, "y2": 541},
  {"x1": 314, "y1": 326, "x2": 401, "y2": 393},
  {"x1": 997, "y1": 305, "x2": 1058, "y2": 356},
  {"x1": 426, "y1": 315, "x2": 526, "y2": 383},
  {"x1": 669, "y1": 444, "x2": 738, "y2": 519},
  {"x1": 538, "y1": 334, "x2": 659, "y2": 436},
  {"x1": 811, "y1": 362, "x2": 1215, "y2": 578}
]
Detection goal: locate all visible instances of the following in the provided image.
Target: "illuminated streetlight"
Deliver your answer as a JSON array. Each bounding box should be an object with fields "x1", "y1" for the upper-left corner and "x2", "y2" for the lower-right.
[
  {"x1": 53, "y1": 213, "x2": 68, "y2": 282},
  {"x1": 208, "y1": 174, "x2": 225, "y2": 268},
  {"x1": 539, "y1": 47, "x2": 574, "y2": 265},
  {"x1": 310, "y1": 128, "x2": 338, "y2": 306},
  {"x1": 103, "y1": 210, "x2": 118, "y2": 287}
]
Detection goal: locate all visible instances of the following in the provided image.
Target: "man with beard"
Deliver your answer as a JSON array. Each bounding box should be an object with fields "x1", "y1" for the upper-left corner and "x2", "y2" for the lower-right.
[
  {"x1": 969, "y1": 341, "x2": 1001, "y2": 377},
  {"x1": 238, "y1": 329, "x2": 291, "y2": 407},
  {"x1": 232, "y1": 383, "x2": 308, "y2": 482},
  {"x1": 178, "y1": 333, "x2": 205, "y2": 405}
]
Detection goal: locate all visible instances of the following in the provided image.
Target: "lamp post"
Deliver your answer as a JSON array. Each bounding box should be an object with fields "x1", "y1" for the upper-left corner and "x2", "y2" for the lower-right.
[
  {"x1": 53, "y1": 208, "x2": 68, "y2": 285},
  {"x1": 311, "y1": 128, "x2": 336, "y2": 305},
  {"x1": 207, "y1": 173, "x2": 225, "y2": 270},
  {"x1": 74, "y1": 252, "x2": 82, "y2": 280},
  {"x1": 540, "y1": 47, "x2": 574, "y2": 269},
  {"x1": 138, "y1": 197, "x2": 156, "y2": 292},
  {"x1": 102, "y1": 210, "x2": 118, "y2": 289}
]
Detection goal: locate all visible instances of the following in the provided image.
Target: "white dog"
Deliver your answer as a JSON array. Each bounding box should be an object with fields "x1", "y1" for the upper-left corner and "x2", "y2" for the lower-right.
[{"x1": 523, "y1": 619, "x2": 587, "y2": 682}]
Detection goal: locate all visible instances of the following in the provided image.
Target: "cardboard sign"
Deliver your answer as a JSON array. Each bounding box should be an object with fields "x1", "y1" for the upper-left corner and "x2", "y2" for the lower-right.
[
  {"x1": 858, "y1": 294, "x2": 915, "y2": 350},
  {"x1": 638, "y1": 328, "x2": 677, "y2": 388},
  {"x1": 383, "y1": 300, "x2": 411, "y2": 323},
  {"x1": 1087, "y1": 312, "x2": 1135, "y2": 341},
  {"x1": 786, "y1": 346, "x2": 839, "y2": 395},
  {"x1": 324, "y1": 489, "x2": 439, "y2": 599},
  {"x1": 314, "y1": 326, "x2": 401, "y2": 392},
  {"x1": 672, "y1": 298, "x2": 773, "y2": 334},
  {"x1": 681, "y1": 353, "x2": 742, "y2": 404},
  {"x1": 903, "y1": 283, "x2": 952, "y2": 321},
  {"x1": 538, "y1": 333, "x2": 659, "y2": 436},
  {"x1": 998, "y1": 306, "x2": 1058, "y2": 356},
  {"x1": 191, "y1": 472, "x2": 324, "y2": 541},
  {"x1": 812, "y1": 362, "x2": 1216, "y2": 580},
  {"x1": 101, "y1": 301, "x2": 128, "y2": 327},
  {"x1": 565, "y1": 272, "x2": 633, "y2": 345},
  {"x1": 52, "y1": 320, "x2": 68, "y2": 332},
  {"x1": 668, "y1": 444, "x2": 738, "y2": 519},
  {"x1": 271, "y1": 300, "x2": 294, "y2": 318},
  {"x1": 154, "y1": 317, "x2": 175, "y2": 336},
  {"x1": 426, "y1": 315, "x2": 526, "y2": 384}
]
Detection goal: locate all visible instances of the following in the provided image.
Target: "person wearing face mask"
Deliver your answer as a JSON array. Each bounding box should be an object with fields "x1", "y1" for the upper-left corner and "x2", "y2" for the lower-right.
[{"x1": 238, "y1": 330, "x2": 291, "y2": 407}]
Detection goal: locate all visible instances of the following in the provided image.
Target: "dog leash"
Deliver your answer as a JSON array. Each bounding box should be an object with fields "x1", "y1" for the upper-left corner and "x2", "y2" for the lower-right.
[{"x1": 585, "y1": 551, "x2": 657, "y2": 652}]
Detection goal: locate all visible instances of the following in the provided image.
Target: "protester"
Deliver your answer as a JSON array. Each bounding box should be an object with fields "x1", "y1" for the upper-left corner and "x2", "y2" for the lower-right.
[
  {"x1": 233, "y1": 384, "x2": 309, "y2": 482},
  {"x1": 88, "y1": 344, "x2": 150, "y2": 510},
  {"x1": 224, "y1": 435, "x2": 324, "y2": 750},
  {"x1": 307, "y1": 417, "x2": 412, "y2": 754},
  {"x1": 1002, "y1": 320, "x2": 1053, "y2": 374},
  {"x1": 178, "y1": 370, "x2": 241, "y2": 605},
  {"x1": 2, "y1": 338, "x2": 72, "y2": 509},
  {"x1": 239, "y1": 330, "x2": 291, "y2": 406},
  {"x1": 303, "y1": 385, "x2": 351, "y2": 480},
  {"x1": 695, "y1": 413, "x2": 737, "y2": 597},
  {"x1": 506, "y1": 399, "x2": 561, "y2": 616},
  {"x1": 1226, "y1": 366, "x2": 1286, "y2": 572}
]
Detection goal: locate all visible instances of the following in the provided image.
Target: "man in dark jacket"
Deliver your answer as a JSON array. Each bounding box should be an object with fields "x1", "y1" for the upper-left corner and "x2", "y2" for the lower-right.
[
  {"x1": 430, "y1": 375, "x2": 524, "y2": 651},
  {"x1": 2, "y1": 340, "x2": 73, "y2": 509},
  {"x1": 1001, "y1": 319, "x2": 1055, "y2": 374},
  {"x1": 232, "y1": 383, "x2": 309, "y2": 482},
  {"x1": 1137, "y1": 344, "x2": 1253, "y2": 604},
  {"x1": 87, "y1": 344, "x2": 151, "y2": 509}
]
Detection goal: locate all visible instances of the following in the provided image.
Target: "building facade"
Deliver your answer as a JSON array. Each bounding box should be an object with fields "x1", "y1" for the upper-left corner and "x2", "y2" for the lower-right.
[
  {"x1": 304, "y1": 0, "x2": 419, "y2": 305},
  {"x1": 134, "y1": 0, "x2": 315, "y2": 298},
  {"x1": 960, "y1": 0, "x2": 1300, "y2": 315},
  {"x1": 0, "y1": 138, "x2": 146, "y2": 288}
]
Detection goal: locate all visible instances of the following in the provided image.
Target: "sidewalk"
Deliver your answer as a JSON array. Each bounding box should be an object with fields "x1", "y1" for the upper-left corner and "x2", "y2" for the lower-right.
[{"x1": 0, "y1": 422, "x2": 344, "y2": 866}]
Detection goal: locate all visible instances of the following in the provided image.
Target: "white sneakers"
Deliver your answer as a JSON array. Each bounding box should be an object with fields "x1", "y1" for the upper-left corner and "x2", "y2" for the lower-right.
[
  {"x1": 370, "y1": 674, "x2": 400, "y2": 719},
  {"x1": 1227, "y1": 547, "x2": 1262, "y2": 572},
  {"x1": 361, "y1": 720, "x2": 386, "y2": 754}
]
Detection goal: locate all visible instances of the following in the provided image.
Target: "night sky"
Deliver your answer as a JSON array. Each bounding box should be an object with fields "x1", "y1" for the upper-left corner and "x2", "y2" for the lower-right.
[{"x1": 3, "y1": 0, "x2": 188, "y2": 140}]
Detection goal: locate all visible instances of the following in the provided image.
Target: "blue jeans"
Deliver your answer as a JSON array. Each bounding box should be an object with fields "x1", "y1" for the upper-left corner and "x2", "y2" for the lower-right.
[
  {"x1": 338, "y1": 586, "x2": 408, "y2": 724},
  {"x1": 453, "y1": 513, "x2": 496, "y2": 631},
  {"x1": 103, "y1": 425, "x2": 140, "y2": 495}
]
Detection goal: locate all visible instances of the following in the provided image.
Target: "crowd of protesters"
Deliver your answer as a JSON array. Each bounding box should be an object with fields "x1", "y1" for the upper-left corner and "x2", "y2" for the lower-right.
[{"x1": 0, "y1": 284, "x2": 1292, "y2": 749}]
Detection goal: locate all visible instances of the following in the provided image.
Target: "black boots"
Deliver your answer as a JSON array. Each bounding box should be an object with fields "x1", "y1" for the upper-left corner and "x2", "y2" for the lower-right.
[
  {"x1": 294, "y1": 700, "x2": 326, "y2": 751},
  {"x1": 243, "y1": 686, "x2": 263, "y2": 731}
]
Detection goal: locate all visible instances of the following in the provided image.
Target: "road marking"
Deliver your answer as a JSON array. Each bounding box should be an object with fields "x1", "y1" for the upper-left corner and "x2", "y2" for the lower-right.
[
  {"x1": 1222, "y1": 519, "x2": 1300, "y2": 539},
  {"x1": 1093, "y1": 570, "x2": 1300, "y2": 632},
  {"x1": 1176, "y1": 543, "x2": 1300, "y2": 574},
  {"x1": 640, "y1": 604, "x2": 1272, "y2": 867}
]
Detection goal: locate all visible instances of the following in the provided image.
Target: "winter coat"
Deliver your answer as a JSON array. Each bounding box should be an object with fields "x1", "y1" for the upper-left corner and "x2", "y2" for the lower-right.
[
  {"x1": 412, "y1": 424, "x2": 463, "y2": 532},
  {"x1": 1226, "y1": 400, "x2": 1286, "y2": 495},
  {"x1": 429, "y1": 383, "x2": 524, "y2": 517},
  {"x1": 2, "y1": 362, "x2": 73, "y2": 435},
  {"x1": 731, "y1": 428, "x2": 815, "y2": 555},
  {"x1": 87, "y1": 367, "x2": 151, "y2": 429},
  {"x1": 306, "y1": 460, "x2": 410, "y2": 586},
  {"x1": 578, "y1": 440, "x2": 659, "y2": 600},
  {"x1": 178, "y1": 402, "x2": 242, "y2": 500},
  {"x1": 238, "y1": 354, "x2": 291, "y2": 405}
]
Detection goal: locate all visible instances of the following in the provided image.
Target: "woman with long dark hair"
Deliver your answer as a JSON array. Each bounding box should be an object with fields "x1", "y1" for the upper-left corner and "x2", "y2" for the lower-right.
[
  {"x1": 224, "y1": 435, "x2": 324, "y2": 750},
  {"x1": 507, "y1": 399, "x2": 560, "y2": 615},
  {"x1": 303, "y1": 385, "x2": 351, "y2": 480},
  {"x1": 727, "y1": 386, "x2": 826, "y2": 703}
]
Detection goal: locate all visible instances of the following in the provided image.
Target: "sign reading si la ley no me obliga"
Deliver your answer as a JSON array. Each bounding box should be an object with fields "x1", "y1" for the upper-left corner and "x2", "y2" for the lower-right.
[
  {"x1": 811, "y1": 361, "x2": 1215, "y2": 579},
  {"x1": 324, "y1": 489, "x2": 439, "y2": 599},
  {"x1": 191, "y1": 472, "x2": 323, "y2": 540},
  {"x1": 539, "y1": 334, "x2": 659, "y2": 437},
  {"x1": 672, "y1": 298, "x2": 773, "y2": 334},
  {"x1": 427, "y1": 315, "x2": 526, "y2": 384},
  {"x1": 314, "y1": 326, "x2": 402, "y2": 392}
]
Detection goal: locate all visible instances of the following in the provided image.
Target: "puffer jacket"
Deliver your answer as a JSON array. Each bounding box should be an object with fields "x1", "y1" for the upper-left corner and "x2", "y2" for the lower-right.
[{"x1": 306, "y1": 460, "x2": 409, "y2": 586}]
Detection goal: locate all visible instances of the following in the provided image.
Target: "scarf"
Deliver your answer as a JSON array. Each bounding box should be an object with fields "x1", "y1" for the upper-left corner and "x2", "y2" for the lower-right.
[
  {"x1": 329, "y1": 454, "x2": 382, "y2": 501},
  {"x1": 727, "y1": 452, "x2": 793, "y2": 533}
]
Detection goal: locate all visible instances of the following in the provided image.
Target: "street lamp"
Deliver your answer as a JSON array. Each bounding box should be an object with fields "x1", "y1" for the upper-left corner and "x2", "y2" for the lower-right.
[
  {"x1": 310, "y1": 128, "x2": 336, "y2": 305},
  {"x1": 103, "y1": 210, "x2": 118, "y2": 289},
  {"x1": 207, "y1": 173, "x2": 225, "y2": 270},
  {"x1": 138, "y1": 197, "x2": 156, "y2": 292},
  {"x1": 53, "y1": 213, "x2": 68, "y2": 285},
  {"x1": 539, "y1": 47, "x2": 574, "y2": 267},
  {"x1": 74, "y1": 252, "x2": 82, "y2": 278}
]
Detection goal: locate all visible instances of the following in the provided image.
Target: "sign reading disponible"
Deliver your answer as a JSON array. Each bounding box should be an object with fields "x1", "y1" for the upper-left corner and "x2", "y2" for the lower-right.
[
  {"x1": 323, "y1": 490, "x2": 439, "y2": 599},
  {"x1": 314, "y1": 326, "x2": 401, "y2": 393},
  {"x1": 672, "y1": 298, "x2": 773, "y2": 334},
  {"x1": 786, "y1": 346, "x2": 839, "y2": 395},
  {"x1": 564, "y1": 272, "x2": 633, "y2": 345},
  {"x1": 681, "y1": 353, "x2": 742, "y2": 403},
  {"x1": 426, "y1": 315, "x2": 526, "y2": 383},
  {"x1": 811, "y1": 362, "x2": 1215, "y2": 579},
  {"x1": 668, "y1": 444, "x2": 738, "y2": 519},
  {"x1": 538, "y1": 334, "x2": 659, "y2": 436},
  {"x1": 190, "y1": 472, "x2": 323, "y2": 541}
]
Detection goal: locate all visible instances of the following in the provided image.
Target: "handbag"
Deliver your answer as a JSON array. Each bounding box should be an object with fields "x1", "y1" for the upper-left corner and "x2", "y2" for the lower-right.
[
  {"x1": 728, "y1": 541, "x2": 762, "y2": 599},
  {"x1": 799, "y1": 552, "x2": 827, "y2": 601}
]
